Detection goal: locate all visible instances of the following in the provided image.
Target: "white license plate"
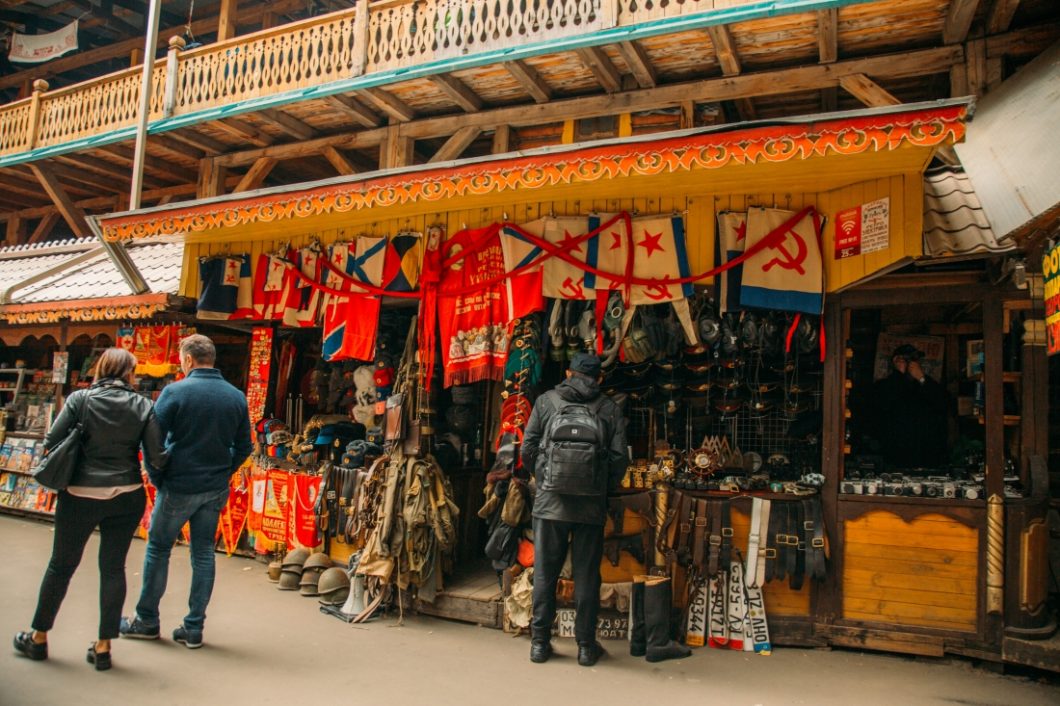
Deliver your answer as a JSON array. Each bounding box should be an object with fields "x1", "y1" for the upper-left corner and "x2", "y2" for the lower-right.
[{"x1": 556, "y1": 610, "x2": 629, "y2": 640}]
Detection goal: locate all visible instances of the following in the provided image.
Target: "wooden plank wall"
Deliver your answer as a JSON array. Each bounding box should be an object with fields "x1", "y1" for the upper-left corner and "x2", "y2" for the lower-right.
[{"x1": 842, "y1": 510, "x2": 979, "y2": 633}]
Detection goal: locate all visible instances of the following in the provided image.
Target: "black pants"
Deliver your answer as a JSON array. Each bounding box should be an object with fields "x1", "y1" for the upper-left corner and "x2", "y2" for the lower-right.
[
  {"x1": 531, "y1": 517, "x2": 605, "y2": 645},
  {"x1": 32, "y1": 488, "x2": 147, "y2": 640}
]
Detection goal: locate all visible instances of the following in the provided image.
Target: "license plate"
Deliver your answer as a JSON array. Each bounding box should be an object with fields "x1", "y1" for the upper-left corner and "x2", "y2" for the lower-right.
[{"x1": 556, "y1": 610, "x2": 629, "y2": 640}]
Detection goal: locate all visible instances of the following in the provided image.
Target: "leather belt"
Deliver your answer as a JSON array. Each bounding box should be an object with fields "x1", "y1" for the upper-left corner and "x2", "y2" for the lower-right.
[
  {"x1": 765, "y1": 501, "x2": 780, "y2": 583},
  {"x1": 790, "y1": 500, "x2": 805, "y2": 591},
  {"x1": 719, "y1": 499, "x2": 733, "y2": 572},
  {"x1": 707, "y1": 499, "x2": 722, "y2": 576},
  {"x1": 675, "y1": 492, "x2": 694, "y2": 567},
  {"x1": 774, "y1": 503, "x2": 790, "y2": 582},
  {"x1": 804, "y1": 497, "x2": 827, "y2": 581},
  {"x1": 692, "y1": 499, "x2": 708, "y2": 576}
]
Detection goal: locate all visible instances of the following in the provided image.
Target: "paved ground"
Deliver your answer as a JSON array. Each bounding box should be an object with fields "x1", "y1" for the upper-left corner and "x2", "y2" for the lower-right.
[{"x1": 1, "y1": 515, "x2": 1057, "y2": 706}]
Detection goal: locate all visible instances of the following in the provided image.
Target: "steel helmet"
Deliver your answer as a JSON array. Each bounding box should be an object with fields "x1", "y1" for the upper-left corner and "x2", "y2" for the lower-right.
[
  {"x1": 281, "y1": 547, "x2": 310, "y2": 569},
  {"x1": 299, "y1": 568, "x2": 324, "y2": 596},
  {"x1": 303, "y1": 552, "x2": 333, "y2": 571},
  {"x1": 278, "y1": 569, "x2": 301, "y2": 591},
  {"x1": 317, "y1": 567, "x2": 351, "y2": 605}
]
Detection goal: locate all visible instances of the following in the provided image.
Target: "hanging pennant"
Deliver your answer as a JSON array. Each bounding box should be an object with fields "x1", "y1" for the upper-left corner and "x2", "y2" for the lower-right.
[
  {"x1": 281, "y1": 245, "x2": 323, "y2": 327},
  {"x1": 197, "y1": 255, "x2": 253, "y2": 320},
  {"x1": 716, "y1": 212, "x2": 747, "y2": 313},
  {"x1": 9, "y1": 21, "x2": 79, "y2": 63},
  {"x1": 740, "y1": 207, "x2": 824, "y2": 314},
  {"x1": 322, "y1": 237, "x2": 387, "y2": 362}
]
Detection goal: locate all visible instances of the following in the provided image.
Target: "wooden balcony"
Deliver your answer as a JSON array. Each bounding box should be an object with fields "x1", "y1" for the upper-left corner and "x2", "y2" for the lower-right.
[{"x1": 0, "y1": 0, "x2": 739, "y2": 159}]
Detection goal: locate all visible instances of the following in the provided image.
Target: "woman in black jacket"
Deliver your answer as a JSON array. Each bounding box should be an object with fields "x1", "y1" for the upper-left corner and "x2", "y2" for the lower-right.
[{"x1": 13, "y1": 348, "x2": 166, "y2": 671}]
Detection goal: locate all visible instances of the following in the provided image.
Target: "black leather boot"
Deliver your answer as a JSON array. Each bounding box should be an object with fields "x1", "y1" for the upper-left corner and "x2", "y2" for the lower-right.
[
  {"x1": 644, "y1": 577, "x2": 692, "y2": 663},
  {"x1": 629, "y1": 577, "x2": 646, "y2": 657},
  {"x1": 529, "y1": 639, "x2": 553, "y2": 663}
]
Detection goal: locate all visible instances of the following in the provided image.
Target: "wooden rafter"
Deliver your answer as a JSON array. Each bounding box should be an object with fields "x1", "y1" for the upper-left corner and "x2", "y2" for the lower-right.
[
  {"x1": 214, "y1": 117, "x2": 275, "y2": 148},
  {"x1": 575, "y1": 46, "x2": 622, "y2": 94},
  {"x1": 149, "y1": 134, "x2": 206, "y2": 161},
  {"x1": 615, "y1": 41, "x2": 657, "y2": 89},
  {"x1": 706, "y1": 25, "x2": 755, "y2": 121},
  {"x1": 429, "y1": 74, "x2": 484, "y2": 113},
  {"x1": 22, "y1": 161, "x2": 127, "y2": 194},
  {"x1": 503, "y1": 60, "x2": 552, "y2": 103},
  {"x1": 322, "y1": 146, "x2": 358, "y2": 176},
  {"x1": 325, "y1": 94, "x2": 383, "y2": 129},
  {"x1": 259, "y1": 108, "x2": 318, "y2": 140},
  {"x1": 168, "y1": 129, "x2": 229, "y2": 155},
  {"x1": 943, "y1": 0, "x2": 982, "y2": 45},
  {"x1": 28, "y1": 212, "x2": 61, "y2": 245},
  {"x1": 428, "y1": 126, "x2": 481, "y2": 164},
  {"x1": 211, "y1": 45, "x2": 965, "y2": 169},
  {"x1": 987, "y1": 0, "x2": 1021, "y2": 33},
  {"x1": 234, "y1": 157, "x2": 277, "y2": 193},
  {"x1": 818, "y1": 9, "x2": 838, "y2": 63},
  {"x1": 839, "y1": 73, "x2": 902, "y2": 107},
  {"x1": 361, "y1": 88, "x2": 417, "y2": 122},
  {"x1": 98, "y1": 144, "x2": 196, "y2": 183},
  {"x1": 5, "y1": 216, "x2": 26, "y2": 245},
  {"x1": 28, "y1": 163, "x2": 93, "y2": 238}
]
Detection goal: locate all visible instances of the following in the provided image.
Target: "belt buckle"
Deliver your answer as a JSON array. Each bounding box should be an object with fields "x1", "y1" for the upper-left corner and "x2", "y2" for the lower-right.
[
  {"x1": 721, "y1": 527, "x2": 734, "y2": 538},
  {"x1": 679, "y1": 523, "x2": 691, "y2": 534},
  {"x1": 797, "y1": 541, "x2": 807, "y2": 551},
  {"x1": 762, "y1": 548, "x2": 777, "y2": 559},
  {"x1": 694, "y1": 517, "x2": 708, "y2": 528},
  {"x1": 803, "y1": 520, "x2": 814, "y2": 531},
  {"x1": 811, "y1": 538, "x2": 825, "y2": 549},
  {"x1": 708, "y1": 536, "x2": 721, "y2": 547}
]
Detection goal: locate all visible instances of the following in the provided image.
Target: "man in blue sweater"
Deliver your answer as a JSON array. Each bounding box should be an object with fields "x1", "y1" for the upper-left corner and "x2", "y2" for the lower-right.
[{"x1": 121, "y1": 334, "x2": 252, "y2": 648}]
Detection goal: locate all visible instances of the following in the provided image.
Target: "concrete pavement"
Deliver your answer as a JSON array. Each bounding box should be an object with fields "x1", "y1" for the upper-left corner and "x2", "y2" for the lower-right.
[{"x1": 1, "y1": 514, "x2": 1057, "y2": 706}]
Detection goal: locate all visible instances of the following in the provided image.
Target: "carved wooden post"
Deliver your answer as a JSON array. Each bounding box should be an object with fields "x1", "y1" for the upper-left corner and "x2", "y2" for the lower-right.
[
  {"x1": 27, "y1": 79, "x2": 48, "y2": 149},
  {"x1": 352, "y1": 0, "x2": 370, "y2": 77},
  {"x1": 163, "y1": 36, "x2": 186, "y2": 119},
  {"x1": 600, "y1": 0, "x2": 620, "y2": 29}
]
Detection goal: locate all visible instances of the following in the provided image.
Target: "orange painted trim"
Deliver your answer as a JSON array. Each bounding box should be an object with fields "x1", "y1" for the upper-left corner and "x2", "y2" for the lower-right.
[
  {"x1": 100, "y1": 106, "x2": 967, "y2": 241},
  {"x1": 1, "y1": 293, "x2": 171, "y2": 324}
]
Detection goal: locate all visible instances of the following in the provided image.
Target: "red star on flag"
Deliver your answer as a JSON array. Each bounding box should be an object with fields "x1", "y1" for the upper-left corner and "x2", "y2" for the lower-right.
[
  {"x1": 638, "y1": 230, "x2": 665, "y2": 257},
  {"x1": 609, "y1": 231, "x2": 623, "y2": 250},
  {"x1": 558, "y1": 229, "x2": 584, "y2": 254}
]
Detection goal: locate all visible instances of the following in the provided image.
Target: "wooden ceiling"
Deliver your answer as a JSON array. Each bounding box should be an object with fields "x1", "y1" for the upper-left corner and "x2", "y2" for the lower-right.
[{"x1": 0, "y1": 0, "x2": 1057, "y2": 245}]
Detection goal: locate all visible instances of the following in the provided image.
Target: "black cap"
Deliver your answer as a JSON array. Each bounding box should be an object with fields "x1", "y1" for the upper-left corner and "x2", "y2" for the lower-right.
[
  {"x1": 892, "y1": 344, "x2": 924, "y2": 360},
  {"x1": 570, "y1": 352, "x2": 602, "y2": 378}
]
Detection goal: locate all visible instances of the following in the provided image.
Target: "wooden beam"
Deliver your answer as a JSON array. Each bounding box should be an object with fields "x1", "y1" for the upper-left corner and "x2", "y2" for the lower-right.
[
  {"x1": 818, "y1": 9, "x2": 838, "y2": 64},
  {"x1": 197, "y1": 158, "x2": 227, "y2": 198},
  {"x1": 429, "y1": 74, "x2": 484, "y2": 113},
  {"x1": 213, "y1": 117, "x2": 275, "y2": 148},
  {"x1": 215, "y1": 45, "x2": 965, "y2": 168},
  {"x1": 679, "y1": 100, "x2": 695, "y2": 130},
  {"x1": 98, "y1": 144, "x2": 197, "y2": 183},
  {"x1": 23, "y1": 160, "x2": 127, "y2": 194},
  {"x1": 28, "y1": 163, "x2": 92, "y2": 237},
  {"x1": 380, "y1": 126, "x2": 414, "y2": 169},
  {"x1": 322, "y1": 146, "x2": 358, "y2": 176},
  {"x1": 27, "y1": 212, "x2": 61, "y2": 244},
  {"x1": 0, "y1": 171, "x2": 57, "y2": 202},
  {"x1": 839, "y1": 73, "x2": 902, "y2": 107},
  {"x1": 576, "y1": 46, "x2": 622, "y2": 94},
  {"x1": 987, "y1": 0, "x2": 1020, "y2": 33},
  {"x1": 504, "y1": 60, "x2": 552, "y2": 103},
  {"x1": 361, "y1": 88, "x2": 416, "y2": 123},
  {"x1": 706, "y1": 25, "x2": 742, "y2": 76},
  {"x1": 148, "y1": 134, "x2": 206, "y2": 161},
  {"x1": 615, "y1": 41, "x2": 657, "y2": 89},
  {"x1": 325, "y1": 94, "x2": 383, "y2": 129},
  {"x1": 429, "y1": 126, "x2": 482, "y2": 164},
  {"x1": 234, "y1": 157, "x2": 276, "y2": 193},
  {"x1": 217, "y1": 0, "x2": 238, "y2": 42},
  {"x1": 943, "y1": 0, "x2": 981, "y2": 45},
  {"x1": 491, "y1": 125, "x2": 510, "y2": 154},
  {"x1": 258, "y1": 108, "x2": 318, "y2": 140},
  {"x1": 9, "y1": 166, "x2": 94, "y2": 197},
  {"x1": 168, "y1": 129, "x2": 229, "y2": 155},
  {"x1": 5, "y1": 214, "x2": 26, "y2": 245}
]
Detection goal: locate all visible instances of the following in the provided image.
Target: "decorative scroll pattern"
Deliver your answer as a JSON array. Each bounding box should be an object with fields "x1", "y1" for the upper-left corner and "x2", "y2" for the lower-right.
[
  {"x1": 0, "y1": 98, "x2": 32, "y2": 154},
  {"x1": 172, "y1": 10, "x2": 363, "y2": 117},
  {"x1": 366, "y1": 0, "x2": 609, "y2": 73},
  {"x1": 3, "y1": 300, "x2": 168, "y2": 324},
  {"x1": 36, "y1": 66, "x2": 166, "y2": 148},
  {"x1": 101, "y1": 106, "x2": 967, "y2": 240}
]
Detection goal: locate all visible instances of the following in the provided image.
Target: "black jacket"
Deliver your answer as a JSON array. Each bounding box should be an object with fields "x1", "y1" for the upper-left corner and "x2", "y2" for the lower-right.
[
  {"x1": 521, "y1": 374, "x2": 628, "y2": 526},
  {"x1": 871, "y1": 370, "x2": 950, "y2": 468},
  {"x1": 44, "y1": 378, "x2": 167, "y2": 488}
]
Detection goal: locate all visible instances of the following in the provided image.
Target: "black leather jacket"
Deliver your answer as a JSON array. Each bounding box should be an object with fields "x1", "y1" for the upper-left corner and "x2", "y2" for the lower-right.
[{"x1": 44, "y1": 378, "x2": 167, "y2": 488}]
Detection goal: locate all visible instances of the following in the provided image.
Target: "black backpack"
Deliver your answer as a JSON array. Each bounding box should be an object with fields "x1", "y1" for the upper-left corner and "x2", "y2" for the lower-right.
[{"x1": 540, "y1": 393, "x2": 607, "y2": 497}]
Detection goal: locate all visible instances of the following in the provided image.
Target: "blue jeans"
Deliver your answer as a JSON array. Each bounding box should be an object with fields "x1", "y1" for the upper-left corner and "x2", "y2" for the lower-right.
[{"x1": 135, "y1": 486, "x2": 229, "y2": 632}]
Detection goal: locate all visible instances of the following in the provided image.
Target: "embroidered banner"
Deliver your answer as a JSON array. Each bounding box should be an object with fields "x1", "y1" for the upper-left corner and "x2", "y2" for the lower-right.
[{"x1": 9, "y1": 21, "x2": 78, "y2": 63}]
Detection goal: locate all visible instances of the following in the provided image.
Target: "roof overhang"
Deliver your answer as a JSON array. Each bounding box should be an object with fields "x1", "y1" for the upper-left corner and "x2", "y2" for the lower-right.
[
  {"x1": 955, "y1": 40, "x2": 1060, "y2": 248},
  {"x1": 0, "y1": 292, "x2": 173, "y2": 325},
  {"x1": 99, "y1": 101, "x2": 970, "y2": 243}
]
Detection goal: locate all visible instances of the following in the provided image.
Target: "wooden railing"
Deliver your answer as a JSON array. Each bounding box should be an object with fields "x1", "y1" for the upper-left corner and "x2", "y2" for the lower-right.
[{"x1": 0, "y1": 0, "x2": 753, "y2": 158}]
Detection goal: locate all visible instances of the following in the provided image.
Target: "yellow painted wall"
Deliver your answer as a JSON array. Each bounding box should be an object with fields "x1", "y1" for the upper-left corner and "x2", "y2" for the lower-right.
[
  {"x1": 842, "y1": 511, "x2": 978, "y2": 633},
  {"x1": 180, "y1": 176, "x2": 923, "y2": 302}
]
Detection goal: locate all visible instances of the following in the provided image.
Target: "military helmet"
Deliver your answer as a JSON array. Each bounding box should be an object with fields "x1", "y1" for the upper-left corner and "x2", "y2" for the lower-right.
[
  {"x1": 278, "y1": 569, "x2": 301, "y2": 591},
  {"x1": 303, "y1": 552, "x2": 333, "y2": 571},
  {"x1": 317, "y1": 567, "x2": 351, "y2": 605},
  {"x1": 281, "y1": 547, "x2": 310, "y2": 569},
  {"x1": 299, "y1": 569, "x2": 323, "y2": 596}
]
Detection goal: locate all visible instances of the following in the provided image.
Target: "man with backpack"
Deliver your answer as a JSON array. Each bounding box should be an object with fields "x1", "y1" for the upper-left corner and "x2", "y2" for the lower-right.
[{"x1": 521, "y1": 352, "x2": 628, "y2": 666}]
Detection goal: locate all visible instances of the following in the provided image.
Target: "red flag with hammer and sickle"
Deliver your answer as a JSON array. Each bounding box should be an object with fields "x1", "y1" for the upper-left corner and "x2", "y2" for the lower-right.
[{"x1": 739, "y1": 207, "x2": 824, "y2": 314}]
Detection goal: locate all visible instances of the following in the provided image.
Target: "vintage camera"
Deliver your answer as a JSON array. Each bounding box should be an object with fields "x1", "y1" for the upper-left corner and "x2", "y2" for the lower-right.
[
  {"x1": 960, "y1": 484, "x2": 981, "y2": 501},
  {"x1": 840, "y1": 481, "x2": 856, "y2": 495},
  {"x1": 942, "y1": 482, "x2": 957, "y2": 499},
  {"x1": 884, "y1": 482, "x2": 904, "y2": 497},
  {"x1": 904, "y1": 482, "x2": 923, "y2": 497},
  {"x1": 865, "y1": 481, "x2": 881, "y2": 495}
]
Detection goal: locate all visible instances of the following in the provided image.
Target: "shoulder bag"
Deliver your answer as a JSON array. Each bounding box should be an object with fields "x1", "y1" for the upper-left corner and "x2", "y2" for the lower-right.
[{"x1": 31, "y1": 391, "x2": 91, "y2": 491}]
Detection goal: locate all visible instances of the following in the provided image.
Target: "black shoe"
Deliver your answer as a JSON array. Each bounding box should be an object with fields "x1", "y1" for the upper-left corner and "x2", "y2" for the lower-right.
[
  {"x1": 173, "y1": 626, "x2": 203, "y2": 649},
  {"x1": 86, "y1": 645, "x2": 112, "y2": 671},
  {"x1": 13, "y1": 631, "x2": 47, "y2": 661},
  {"x1": 577, "y1": 641, "x2": 603, "y2": 667},
  {"x1": 119, "y1": 616, "x2": 160, "y2": 640},
  {"x1": 529, "y1": 640, "x2": 552, "y2": 663}
]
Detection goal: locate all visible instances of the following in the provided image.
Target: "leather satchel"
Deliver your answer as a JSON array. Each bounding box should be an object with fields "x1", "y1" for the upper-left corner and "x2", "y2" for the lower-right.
[
  {"x1": 383, "y1": 393, "x2": 405, "y2": 442},
  {"x1": 32, "y1": 392, "x2": 91, "y2": 491}
]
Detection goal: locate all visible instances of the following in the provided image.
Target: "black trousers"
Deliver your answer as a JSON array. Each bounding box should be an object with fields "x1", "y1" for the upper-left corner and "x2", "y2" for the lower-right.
[
  {"x1": 32, "y1": 488, "x2": 147, "y2": 640},
  {"x1": 531, "y1": 517, "x2": 605, "y2": 645}
]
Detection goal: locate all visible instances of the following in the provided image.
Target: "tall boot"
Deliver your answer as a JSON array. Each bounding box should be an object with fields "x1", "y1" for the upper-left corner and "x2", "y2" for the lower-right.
[
  {"x1": 629, "y1": 576, "x2": 646, "y2": 657},
  {"x1": 644, "y1": 576, "x2": 692, "y2": 663}
]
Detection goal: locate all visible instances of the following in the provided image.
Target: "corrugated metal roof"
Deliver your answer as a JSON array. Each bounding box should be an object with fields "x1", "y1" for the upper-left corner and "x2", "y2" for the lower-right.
[
  {"x1": 954, "y1": 41, "x2": 1060, "y2": 241},
  {"x1": 923, "y1": 166, "x2": 1014, "y2": 258},
  {"x1": 0, "y1": 239, "x2": 182, "y2": 304}
]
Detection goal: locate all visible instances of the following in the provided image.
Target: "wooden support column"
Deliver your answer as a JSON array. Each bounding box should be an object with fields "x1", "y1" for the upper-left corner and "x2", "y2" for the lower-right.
[
  {"x1": 28, "y1": 163, "x2": 93, "y2": 238},
  {"x1": 982, "y1": 290, "x2": 1005, "y2": 625},
  {"x1": 217, "y1": 0, "x2": 239, "y2": 42},
  {"x1": 943, "y1": 0, "x2": 982, "y2": 45},
  {"x1": 380, "y1": 126, "x2": 414, "y2": 169},
  {"x1": 197, "y1": 158, "x2": 227, "y2": 198},
  {"x1": 5, "y1": 214, "x2": 26, "y2": 245},
  {"x1": 491, "y1": 125, "x2": 510, "y2": 154},
  {"x1": 130, "y1": 46, "x2": 143, "y2": 67},
  {"x1": 679, "y1": 101, "x2": 695, "y2": 129},
  {"x1": 818, "y1": 8, "x2": 839, "y2": 111}
]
